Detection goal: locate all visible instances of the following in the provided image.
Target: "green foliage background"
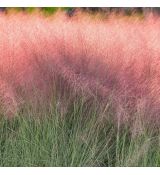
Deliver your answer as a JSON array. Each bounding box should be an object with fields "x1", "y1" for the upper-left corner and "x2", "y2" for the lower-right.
[{"x1": 6, "y1": 7, "x2": 73, "y2": 15}]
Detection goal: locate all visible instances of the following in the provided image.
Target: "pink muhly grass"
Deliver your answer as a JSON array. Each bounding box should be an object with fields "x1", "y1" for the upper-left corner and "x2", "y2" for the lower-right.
[{"x1": 0, "y1": 12, "x2": 160, "y2": 128}]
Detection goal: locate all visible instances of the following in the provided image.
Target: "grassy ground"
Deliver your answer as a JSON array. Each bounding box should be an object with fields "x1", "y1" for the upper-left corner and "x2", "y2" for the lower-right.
[{"x1": 0, "y1": 94, "x2": 160, "y2": 167}]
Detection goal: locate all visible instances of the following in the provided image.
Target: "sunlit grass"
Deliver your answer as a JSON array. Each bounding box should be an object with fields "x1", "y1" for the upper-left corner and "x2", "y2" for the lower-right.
[{"x1": 0, "y1": 12, "x2": 160, "y2": 166}]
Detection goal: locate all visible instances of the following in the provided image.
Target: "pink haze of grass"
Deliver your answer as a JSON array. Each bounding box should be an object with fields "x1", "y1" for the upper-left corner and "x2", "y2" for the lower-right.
[{"x1": 0, "y1": 12, "x2": 160, "y2": 126}]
